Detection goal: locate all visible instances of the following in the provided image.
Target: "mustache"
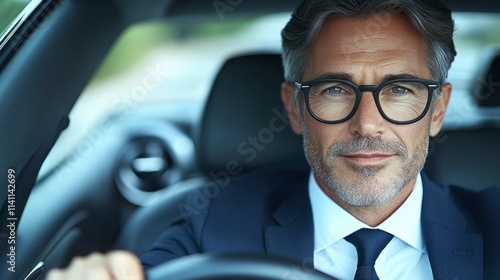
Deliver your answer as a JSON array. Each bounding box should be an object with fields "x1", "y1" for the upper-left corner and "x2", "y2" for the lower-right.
[{"x1": 327, "y1": 136, "x2": 408, "y2": 158}]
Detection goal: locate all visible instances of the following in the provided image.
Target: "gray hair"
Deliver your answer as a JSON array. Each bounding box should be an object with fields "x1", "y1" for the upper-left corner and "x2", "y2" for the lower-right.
[{"x1": 281, "y1": 0, "x2": 456, "y2": 90}]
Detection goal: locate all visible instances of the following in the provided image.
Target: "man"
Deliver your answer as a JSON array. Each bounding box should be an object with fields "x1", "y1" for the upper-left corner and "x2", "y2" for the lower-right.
[{"x1": 48, "y1": 0, "x2": 500, "y2": 279}]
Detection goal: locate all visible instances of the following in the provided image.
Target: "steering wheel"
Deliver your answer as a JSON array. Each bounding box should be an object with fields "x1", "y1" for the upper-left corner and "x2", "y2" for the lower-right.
[{"x1": 147, "y1": 253, "x2": 337, "y2": 280}]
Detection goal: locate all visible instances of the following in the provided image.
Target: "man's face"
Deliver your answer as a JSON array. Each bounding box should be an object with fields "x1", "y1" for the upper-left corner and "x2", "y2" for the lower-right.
[{"x1": 282, "y1": 13, "x2": 451, "y2": 206}]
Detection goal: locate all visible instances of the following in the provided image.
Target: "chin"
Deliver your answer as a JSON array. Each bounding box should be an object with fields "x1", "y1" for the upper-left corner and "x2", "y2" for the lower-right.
[{"x1": 327, "y1": 171, "x2": 406, "y2": 206}]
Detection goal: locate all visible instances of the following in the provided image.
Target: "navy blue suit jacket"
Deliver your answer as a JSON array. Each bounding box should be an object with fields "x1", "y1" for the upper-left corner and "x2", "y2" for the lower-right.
[{"x1": 140, "y1": 166, "x2": 500, "y2": 279}]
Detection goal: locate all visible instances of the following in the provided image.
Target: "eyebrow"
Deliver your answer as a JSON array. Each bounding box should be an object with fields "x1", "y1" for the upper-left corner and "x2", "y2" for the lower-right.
[
  {"x1": 311, "y1": 72, "x2": 355, "y2": 83},
  {"x1": 308, "y1": 72, "x2": 424, "y2": 84},
  {"x1": 380, "y1": 73, "x2": 423, "y2": 81}
]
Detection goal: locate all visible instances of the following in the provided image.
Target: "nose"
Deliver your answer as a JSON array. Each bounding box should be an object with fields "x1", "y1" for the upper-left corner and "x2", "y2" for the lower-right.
[{"x1": 348, "y1": 91, "x2": 386, "y2": 137}]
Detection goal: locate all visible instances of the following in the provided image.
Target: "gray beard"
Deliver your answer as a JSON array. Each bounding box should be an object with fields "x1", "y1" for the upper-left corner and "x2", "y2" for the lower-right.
[{"x1": 302, "y1": 125, "x2": 429, "y2": 206}]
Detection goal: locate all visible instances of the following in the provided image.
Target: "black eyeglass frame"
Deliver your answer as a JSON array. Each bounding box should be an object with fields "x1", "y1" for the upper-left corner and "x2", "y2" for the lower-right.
[{"x1": 294, "y1": 78, "x2": 441, "y2": 125}]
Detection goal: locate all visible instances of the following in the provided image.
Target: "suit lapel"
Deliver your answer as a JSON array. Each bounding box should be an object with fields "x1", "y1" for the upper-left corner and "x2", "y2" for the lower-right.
[
  {"x1": 262, "y1": 172, "x2": 485, "y2": 277},
  {"x1": 421, "y1": 175, "x2": 484, "y2": 279},
  {"x1": 264, "y1": 177, "x2": 315, "y2": 267}
]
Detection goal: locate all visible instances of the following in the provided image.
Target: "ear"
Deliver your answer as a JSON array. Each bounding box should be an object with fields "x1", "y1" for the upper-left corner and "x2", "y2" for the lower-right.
[
  {"x1": 429, "y1": 83, "x2": 452, "y2": 137},
  {"x1": 281, "y1": 82, "x2": 303, "y2": 135}
]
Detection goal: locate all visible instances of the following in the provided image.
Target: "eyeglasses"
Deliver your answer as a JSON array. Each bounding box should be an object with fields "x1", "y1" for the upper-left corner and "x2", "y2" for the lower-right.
[{"x1": 294, "y1": 78, "x2": 440, "y2": 124}]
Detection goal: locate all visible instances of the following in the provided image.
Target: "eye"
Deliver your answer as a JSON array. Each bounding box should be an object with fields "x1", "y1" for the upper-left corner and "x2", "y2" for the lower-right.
[
  {"x1": 380, "y1": 82, "x2": 428, "y2": 101},
  {"x1": 324, "y1": 86, "x2": 343, "y2": 94},
  {"x1": 309, "y1": 82, "x2": 355, "y2": 98},
  {"x1": 389, "y1": 87, "x2": 410, "y2": 94}
]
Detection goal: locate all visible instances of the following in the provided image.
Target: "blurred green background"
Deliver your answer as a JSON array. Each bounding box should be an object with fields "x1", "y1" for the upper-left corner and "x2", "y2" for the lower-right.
[
  {"x1": 0, "y1": 0, "x2": 252, "y2": 82},
  {"x1": 0, "y1": 0, "x2": 30, "y2": 33}
]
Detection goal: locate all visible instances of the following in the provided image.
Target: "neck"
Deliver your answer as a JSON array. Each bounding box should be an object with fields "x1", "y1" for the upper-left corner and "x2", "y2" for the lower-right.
[{"x1": 318, "y1": 178, "x2": 416, "y2": 227}]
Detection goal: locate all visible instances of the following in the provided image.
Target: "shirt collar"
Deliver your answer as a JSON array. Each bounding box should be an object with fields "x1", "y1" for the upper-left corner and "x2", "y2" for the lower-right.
[{"x1": 309, "y1": 171, "x2": 425, "y2": 253}]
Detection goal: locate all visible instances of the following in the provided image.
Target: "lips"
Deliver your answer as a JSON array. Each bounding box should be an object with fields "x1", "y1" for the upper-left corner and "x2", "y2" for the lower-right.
[{"x1": 341, "y1": 153, "x2": 393, "y2": 165}]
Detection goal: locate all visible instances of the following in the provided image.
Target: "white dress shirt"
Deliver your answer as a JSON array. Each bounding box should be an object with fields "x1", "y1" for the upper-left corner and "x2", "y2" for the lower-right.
[{"x1": 309, "y1": 172, "x2": 434, "y2": 279}]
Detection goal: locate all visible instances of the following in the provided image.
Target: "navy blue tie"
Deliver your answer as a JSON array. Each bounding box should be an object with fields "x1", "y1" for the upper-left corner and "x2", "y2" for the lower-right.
[{"x1": 345, "y1": 229, "x2": 393, "y2": 280}]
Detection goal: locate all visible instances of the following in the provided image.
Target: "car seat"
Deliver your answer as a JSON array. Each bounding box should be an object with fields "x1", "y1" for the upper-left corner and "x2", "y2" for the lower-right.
[{"x1": 116, "y1": 53, "x2": 305, "y2": 255}]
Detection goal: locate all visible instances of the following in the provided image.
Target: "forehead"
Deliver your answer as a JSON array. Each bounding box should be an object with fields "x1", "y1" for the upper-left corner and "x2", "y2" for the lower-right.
[{"x1": 304, "y1": 13, "x2": 431, "y2": 82}]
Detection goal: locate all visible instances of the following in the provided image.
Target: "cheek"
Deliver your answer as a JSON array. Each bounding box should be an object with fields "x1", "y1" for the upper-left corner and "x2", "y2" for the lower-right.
[
  {"x1": 303, "y1": 116, "x2": 347, "y2": 151},
  {"x1": 393, "y1": 122, "x2": 430, "y2": 156}
]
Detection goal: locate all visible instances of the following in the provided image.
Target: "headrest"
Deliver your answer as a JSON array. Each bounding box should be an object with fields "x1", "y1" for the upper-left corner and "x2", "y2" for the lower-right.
[
  {"x1": 197, "y1": 54, "x2": 306, "y2": 173},
  {"x1": 424, "y1": 128, "x2": 500, "y2": 189}
]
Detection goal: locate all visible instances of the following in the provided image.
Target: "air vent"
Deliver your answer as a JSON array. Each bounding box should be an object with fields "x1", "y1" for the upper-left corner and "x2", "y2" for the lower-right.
[{"x1": 115, "y1": 137, "x2": 181, "y2": 205}]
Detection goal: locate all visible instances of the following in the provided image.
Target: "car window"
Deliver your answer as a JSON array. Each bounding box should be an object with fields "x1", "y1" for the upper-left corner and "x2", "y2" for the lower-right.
[
  {"x1": 0, "y1": 0, "x2": 38, "y2": 48},
  {"x1": 445, "y1": 13, "x2": 500, "y2": 128},
  {"x1": 0, "y1": 0, "x2": 32, "y2": 33}
]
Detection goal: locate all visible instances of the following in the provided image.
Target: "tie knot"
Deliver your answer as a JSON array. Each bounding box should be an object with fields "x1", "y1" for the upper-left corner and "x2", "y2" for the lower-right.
[{"x1": 345, "y1": 228, "x2": 393, "y2": 267}]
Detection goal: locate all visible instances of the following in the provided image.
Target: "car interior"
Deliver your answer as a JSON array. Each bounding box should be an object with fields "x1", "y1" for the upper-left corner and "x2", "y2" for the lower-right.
[{"x1": 0, "y1": 0, "x2": 499, "y2": 279}]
